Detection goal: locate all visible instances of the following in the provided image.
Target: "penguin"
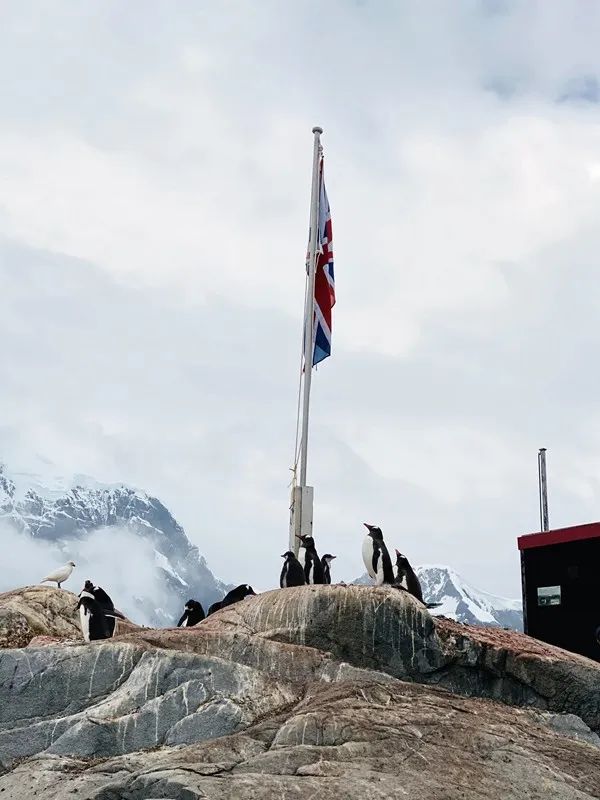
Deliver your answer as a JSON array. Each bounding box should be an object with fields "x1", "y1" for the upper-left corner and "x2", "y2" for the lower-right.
[
  {"x1": 321, "y1": 554, "x2": 336, "y2": 585},
  {"x1": 41, "y1": 560, "x2": 76, "y2": 589},
  {"x1": 297, "y1": 535, "x2": 325, "y2": 584},
  {"x1": 207, "y1": 584, "x2": 257, "y2": 616},
  {"x1": 362, "y1": 524, "x2": 394, "y2": 585},
  {"x1": 177, "y1": 599, "x2": 205, "y2": 627},
  {"x1": 393, "y1": 551, "x2": 442, "y2": 609},
  {"x1": 77, "y1": 591, "x2": 125, "y2": 642},
  {"x1": 393, "y1": 551, "x2": 424, "y2": 601},
  {"x1": 280, "y1": 551, "x2": 306, "y2": 588},
  {"x1": 83, "y1": 580, "x2": 120, "y2": 637}
]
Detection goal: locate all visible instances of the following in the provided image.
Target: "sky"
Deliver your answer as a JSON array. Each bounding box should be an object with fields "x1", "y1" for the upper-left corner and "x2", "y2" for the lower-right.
[{"x1": 3, "y1": 1, "x2": 600, "y2": 597}]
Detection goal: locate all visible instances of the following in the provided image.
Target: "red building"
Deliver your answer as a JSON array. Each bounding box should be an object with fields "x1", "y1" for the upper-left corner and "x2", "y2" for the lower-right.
[{"x1": 518, "y1": 522, "x2": 600, "y2": 662}]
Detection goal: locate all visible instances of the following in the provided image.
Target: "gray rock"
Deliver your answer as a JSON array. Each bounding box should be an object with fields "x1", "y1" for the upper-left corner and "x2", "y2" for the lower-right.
[{"x1": 0, "y1": 584, "x2": 599, "y2": 798}]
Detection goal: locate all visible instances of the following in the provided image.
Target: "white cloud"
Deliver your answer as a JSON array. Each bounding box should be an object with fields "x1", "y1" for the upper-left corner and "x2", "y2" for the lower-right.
[{"x1": 2, "y1": 1, "x2": 600, "y2": 598}]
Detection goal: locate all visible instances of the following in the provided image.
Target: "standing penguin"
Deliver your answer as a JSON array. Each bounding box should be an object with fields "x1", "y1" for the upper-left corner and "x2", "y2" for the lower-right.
[
  {"x1": 393, "y1": 551, "x2": 424, "y2": 602},
  {"x1": 83, "y1": 580, "x2": 119, "y2": 637},
  {"x1": 77, "y1": 591, "x2": 125, "y2": 642},
  {"x1": 280, "y1": 551, "x2": 306, "y2": 588},
  {"x1": 177, "y1": 599, "x2": 205, "y2": 627},
  {"x1": 321, "y1": 554, "x2": 336, "y2": 585},
  {"x1": 393, "y1": 551, "x2": 442, "y2": 608},
  {"x1": 207, "y1": 584, "x2": 256, "y2": 616},
  {"x1": 362, "y1": 524, "x2": 394, "y2": 585},
  {"x1": 297, "y1": 535, "x2": 325, "y2": 584}
]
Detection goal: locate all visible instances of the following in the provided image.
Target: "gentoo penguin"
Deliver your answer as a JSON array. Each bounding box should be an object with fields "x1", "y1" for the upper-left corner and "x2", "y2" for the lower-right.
[
  {"x1": 321, "y1": 554, "x2": 336, "y2": 585},
  {"x1": 83, "y1": 580, "x2": 120, "y2": 637},
  {"x1": 207, "y1": 584, "x2": 256, "y2": 616},
  {"x1": 297, "y1": 535, "x2": 325, "y2": 584},
  {"x1": 393, "y1": 551, "x2": 442, "y2": 609},
  {"x1": 41, "y1": 561, "x2": 76, "y2": 589},
  {"x1": 362, "y1": 524, "x2": 394, "y2": 585},
  {"x1": 393, "y1": 551, "x2": 424, "y2": 601},
  {"x1": 177, "y1": 599, "x2": 205, "y2": 627},
  {"x1": 280, "y1": 551, "x2": 306, "y2": 588},
  {"x1": 77, "y1": 591, "x2": 125, "y2": 642}
]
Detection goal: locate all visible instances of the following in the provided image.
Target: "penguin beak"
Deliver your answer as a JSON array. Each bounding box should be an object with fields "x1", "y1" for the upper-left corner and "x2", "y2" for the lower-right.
[
  {"x1": 363, "y1": 523, "x2": 372, "y2": 531},
  {"x1": 281, "y1": 553, "x2": 287, "y2": 558},
  {"x1": 331, "y1": 555, "x2": 337, "y2": 559}
]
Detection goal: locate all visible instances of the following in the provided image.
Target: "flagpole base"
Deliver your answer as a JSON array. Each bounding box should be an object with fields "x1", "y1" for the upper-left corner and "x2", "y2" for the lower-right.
[{"x1": 289, "y1": 485, "x2": 314, "y2": 555}]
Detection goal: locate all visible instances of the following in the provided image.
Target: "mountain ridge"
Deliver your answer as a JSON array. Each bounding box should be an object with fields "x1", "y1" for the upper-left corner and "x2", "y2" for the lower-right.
[{"x1": 0, "y1": 464, "x2": 229, "y2": 625}]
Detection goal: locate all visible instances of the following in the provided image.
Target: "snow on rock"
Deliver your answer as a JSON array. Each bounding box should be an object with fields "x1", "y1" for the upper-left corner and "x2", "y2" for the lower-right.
[{"x1": 154, "y1": 549, "x2": 188, "y2": 587}]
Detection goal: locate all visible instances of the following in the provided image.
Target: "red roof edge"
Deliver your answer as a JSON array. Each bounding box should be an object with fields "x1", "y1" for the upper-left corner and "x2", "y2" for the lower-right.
[{"x1": 518, "y1": 521, "x2": 600, "y2": 550}]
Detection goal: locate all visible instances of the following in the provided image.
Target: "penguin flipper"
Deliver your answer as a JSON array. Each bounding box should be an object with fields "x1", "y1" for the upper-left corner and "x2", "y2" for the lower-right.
[
  {"x1": 105, "y1": 608, "x2": 126, "y2": 619},
  {"x1": 177, "y1": 612, "x2": 187, "y2": 627}
]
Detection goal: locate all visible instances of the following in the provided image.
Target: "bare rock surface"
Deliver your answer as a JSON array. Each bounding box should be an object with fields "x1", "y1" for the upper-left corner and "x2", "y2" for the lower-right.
[
  {"x1": 0, "y1": 585, "x2": 138, "y2": 648},
  {"x1": 0, "y1": 586, "x2": 82, "y2": 647},
  {"x1": 1, "y1": 584, "x2": 599, "y2": 798}
]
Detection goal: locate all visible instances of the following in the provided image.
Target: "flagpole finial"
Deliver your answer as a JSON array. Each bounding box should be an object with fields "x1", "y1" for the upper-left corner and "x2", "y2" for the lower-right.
[{"x1": 312, "y1": 126, "x2": 323, "y2": 135}]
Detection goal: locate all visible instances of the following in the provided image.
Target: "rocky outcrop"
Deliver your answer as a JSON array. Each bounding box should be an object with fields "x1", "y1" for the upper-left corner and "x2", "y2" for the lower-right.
[
  {"x1": 0, "y1": 586, "x2": 137, "y2": 648},
  {"x1": 0, "y1": 586, "x2": 81, "y2": 647},
  {"x1": 0, "y1": 584, "x2": 599, "y2": 798}
]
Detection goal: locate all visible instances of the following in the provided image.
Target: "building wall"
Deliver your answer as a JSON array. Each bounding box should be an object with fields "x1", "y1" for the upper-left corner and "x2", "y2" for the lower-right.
[{"x1": 521, "y1": 537, "x2": 600, "y2": 662}]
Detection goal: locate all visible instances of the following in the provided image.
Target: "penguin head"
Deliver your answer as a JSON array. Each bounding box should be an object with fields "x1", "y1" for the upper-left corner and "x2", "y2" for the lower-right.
[
  {"x1": 364, "y1": 523, "x2": 383, "y2": 540},
  {"x1": 84, "y1": 580, "x2": 94, "y2": 593},
  {"x1": 281, "y1": 551, "x2": 295, "y2": 560},
  {"x1": 243, "y1": 584, "x2": 256, "y2": 597},
  {"x1": 322, "y1": 554, "x2": 336, "y2": 564},
  {"x1": 394, "y1": 549, "x2": 409, "y2": 567},
  {"x1": 184, "y1": 599, "x2": 195, "y2": 610},
  {"x1": 297, "y1": 535, "x2": 315, "y2": 548},
  {"x1": 68, "y1": 561, "x2": 76, "y2": 567},
  {"x1": 76, "y1": 593, "x2": 94, "y2": 609}
]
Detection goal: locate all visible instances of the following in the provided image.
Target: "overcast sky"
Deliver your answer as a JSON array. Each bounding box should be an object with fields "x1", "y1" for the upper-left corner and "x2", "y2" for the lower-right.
[{"x1": 3, "y1": 1, "x2": 600, "y2": 596}]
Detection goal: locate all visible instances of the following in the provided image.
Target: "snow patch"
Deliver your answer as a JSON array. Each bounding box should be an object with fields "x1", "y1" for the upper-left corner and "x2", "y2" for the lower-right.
[{"x1": 154, "y1": 550, "x2": 188, "y2": 587}]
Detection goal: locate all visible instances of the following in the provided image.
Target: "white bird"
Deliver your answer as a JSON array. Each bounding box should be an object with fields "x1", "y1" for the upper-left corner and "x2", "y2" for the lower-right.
[{"x1": 41, "y1": 561, "x2": 76, "y2": 589}]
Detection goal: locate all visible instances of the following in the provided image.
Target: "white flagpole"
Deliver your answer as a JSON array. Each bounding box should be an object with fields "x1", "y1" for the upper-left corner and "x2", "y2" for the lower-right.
[
  {"x1": 300, "y1": 126, "x2": 323, "y2": 485},
  {"x1": 289, "y1": 126, "x2": 322, "y2": 554}
]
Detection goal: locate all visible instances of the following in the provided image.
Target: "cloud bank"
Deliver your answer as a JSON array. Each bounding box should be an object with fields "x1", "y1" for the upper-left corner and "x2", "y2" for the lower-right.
[{"x1": 2, "y1": 2, "x2": 600, "y2": 596}]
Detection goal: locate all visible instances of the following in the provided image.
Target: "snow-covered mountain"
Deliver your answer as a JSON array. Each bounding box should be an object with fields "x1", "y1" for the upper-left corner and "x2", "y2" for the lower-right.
[
  {"x1": 354, "y1": 565, "x2": 523, "y2": 630},
  {"x1": 415, "y1": 565, "x2": 523, "y2": 630},
  {"x1": 0, "y1": 464, "x2": 230, "y2": 626}
]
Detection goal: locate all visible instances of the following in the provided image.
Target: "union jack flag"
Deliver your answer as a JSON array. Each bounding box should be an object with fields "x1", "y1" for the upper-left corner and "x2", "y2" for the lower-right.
[{"x1": 310, "y1": 157, "x2": 335, "y2": 366}]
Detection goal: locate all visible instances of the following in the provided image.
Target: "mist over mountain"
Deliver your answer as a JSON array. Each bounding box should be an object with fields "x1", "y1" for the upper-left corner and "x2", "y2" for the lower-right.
[{"x1": 0, "y1": 464, "x2": 229, "y2": 625}]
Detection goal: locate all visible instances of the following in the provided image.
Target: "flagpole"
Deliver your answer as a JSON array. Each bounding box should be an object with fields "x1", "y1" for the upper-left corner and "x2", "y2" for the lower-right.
[
  {"x1": 289, "y1": 126, "x2": 322, "y2": 554},
  {"x1": 300, "y1": 126, "x2": 323, "y2": 485}
]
